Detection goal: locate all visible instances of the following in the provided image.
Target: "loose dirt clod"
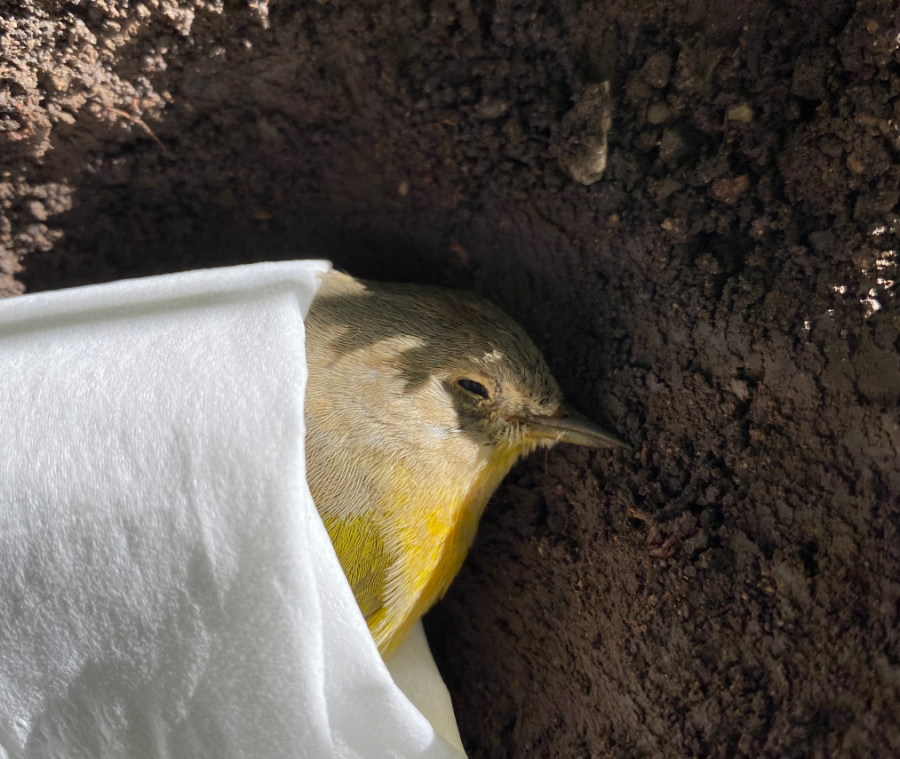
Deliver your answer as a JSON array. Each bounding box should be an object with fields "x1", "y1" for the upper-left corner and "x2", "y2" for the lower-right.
[{"x1": 553, "y1": 82, "x2": 614, "y2": 186}]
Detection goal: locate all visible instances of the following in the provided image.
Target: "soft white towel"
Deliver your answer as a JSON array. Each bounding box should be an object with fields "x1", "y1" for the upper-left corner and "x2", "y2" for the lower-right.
[{"x1": 0, "y1": 261, "x2": 465, "y2": 759}]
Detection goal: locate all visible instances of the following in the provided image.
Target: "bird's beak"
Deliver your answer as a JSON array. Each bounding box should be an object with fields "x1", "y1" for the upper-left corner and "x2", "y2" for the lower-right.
[{"x1": 517, "y1": 405, "x2": 631, "y2": 450}]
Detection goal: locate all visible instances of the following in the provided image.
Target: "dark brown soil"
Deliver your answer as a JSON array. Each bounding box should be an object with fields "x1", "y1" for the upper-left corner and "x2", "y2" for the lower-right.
[{"x1": 4, "y1": 0, "x2": 900, "y2": 756}]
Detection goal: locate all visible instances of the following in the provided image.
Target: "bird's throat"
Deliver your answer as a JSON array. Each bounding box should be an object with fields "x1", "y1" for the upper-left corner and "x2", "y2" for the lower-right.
[
  {"x1": 321, "y1": 437, "x2": 533, "y2": 657},
  {"x1": 376, "y1": 439, "x2": 531, "y2": 655}
]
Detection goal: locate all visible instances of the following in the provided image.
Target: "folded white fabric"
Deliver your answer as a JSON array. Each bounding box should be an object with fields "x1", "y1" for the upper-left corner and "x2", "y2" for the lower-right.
[{"x1": 0, "y1": 261, "x2": 465, "y2": 759}]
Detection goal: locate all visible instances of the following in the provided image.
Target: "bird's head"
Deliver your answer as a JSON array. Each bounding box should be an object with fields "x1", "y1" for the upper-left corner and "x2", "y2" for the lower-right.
[
  {"x1": 308, "y1": 271, "x2": 629, "y2": 456},
  {"x1": 427, "y1": 299, "x2": 628, "y2": 454}
]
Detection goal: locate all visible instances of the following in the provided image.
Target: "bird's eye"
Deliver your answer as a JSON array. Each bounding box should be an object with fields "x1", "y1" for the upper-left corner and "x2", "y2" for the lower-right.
[{"x1": 457, "y1": 379, "x2": 490, "y2": 399}]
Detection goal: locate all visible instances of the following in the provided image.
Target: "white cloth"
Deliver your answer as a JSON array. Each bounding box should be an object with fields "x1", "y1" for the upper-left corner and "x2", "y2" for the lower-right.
[{"x1": 0, "y1": 261, "x2": 465, "y2": 759}]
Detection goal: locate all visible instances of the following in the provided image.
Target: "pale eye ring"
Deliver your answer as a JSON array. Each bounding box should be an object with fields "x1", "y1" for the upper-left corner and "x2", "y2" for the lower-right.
[{"x1": 457, "y1": 378, "x2": 490, "y2": 399}]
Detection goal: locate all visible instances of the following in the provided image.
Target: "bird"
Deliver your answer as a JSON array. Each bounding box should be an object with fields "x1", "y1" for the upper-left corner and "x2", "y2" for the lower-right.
[{"x1": 304, "y1": 269, "x2": 629, "y2": 657}]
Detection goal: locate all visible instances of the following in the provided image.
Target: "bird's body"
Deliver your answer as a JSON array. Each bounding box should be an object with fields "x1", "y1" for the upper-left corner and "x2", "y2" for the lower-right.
[{"x1": 304, "y1": 270, "x2": 626, "y2": 657}]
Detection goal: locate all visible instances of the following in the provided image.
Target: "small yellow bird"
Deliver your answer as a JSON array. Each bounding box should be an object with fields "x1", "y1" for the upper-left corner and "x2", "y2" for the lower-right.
[{"x1": 304, "y1": 270, "x2": 629, "y2": 657}]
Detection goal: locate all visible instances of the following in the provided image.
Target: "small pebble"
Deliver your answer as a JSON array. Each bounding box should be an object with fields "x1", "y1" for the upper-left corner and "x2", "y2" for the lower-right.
[
  {"x1": 712, "y1": 175, "x2": 750, "y2": 203},
  {"x1": 649, "y1": 176, "x2": 681, "y2": 202},
  {"x1": 26, "y1": 200, "x2": 48, "y2": 221},
  {"x1": 646, "y1": 102, "x2": 670, "y2": 125},
  {"x1": 661, "y1": 217, "x2": 687, "y2": 241},
  {"x1": 846, "y1": 153, "x2": 866, "y2": 174},
  {"x1": 819, "y1": 135, "x2": 845, "y2": 158},
  {"x1": 658, "y1": 130, "x2": 687, "y2": 163},
  {"x1": 750, "y1": 217, "x2": 769, "y2": 238},
  {"x1": 726, "y1": 104, "x2": 753, "y2": 123},
  {"x1": 641, "y1": 52, "x2": 673, "y2": 89},
  {"x1": 731, "y1": 379, "x2": 749, "y2": 400}
]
